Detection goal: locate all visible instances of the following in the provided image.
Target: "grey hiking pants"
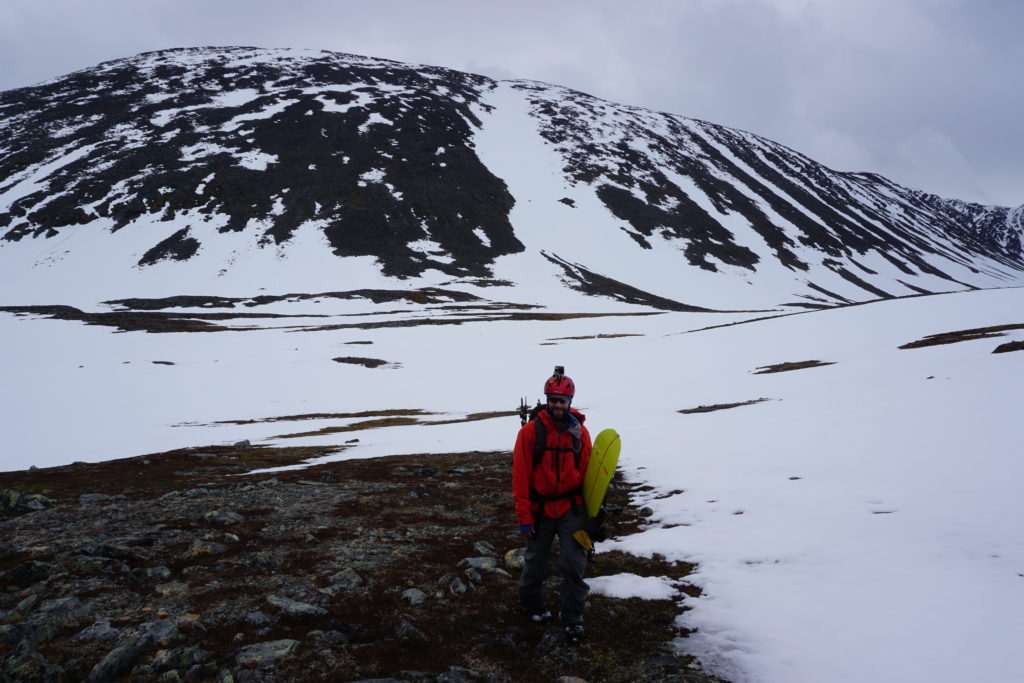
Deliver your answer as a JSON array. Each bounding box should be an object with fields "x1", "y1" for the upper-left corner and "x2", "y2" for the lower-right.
[{"x1": 518, "y1": 509, "x2": 589, "y2": 625}]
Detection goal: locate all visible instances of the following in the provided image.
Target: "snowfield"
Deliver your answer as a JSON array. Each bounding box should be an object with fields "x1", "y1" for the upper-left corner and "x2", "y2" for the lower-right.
[{"x1": 2, "y1": 284, "x2": 1023, "y2": 683}]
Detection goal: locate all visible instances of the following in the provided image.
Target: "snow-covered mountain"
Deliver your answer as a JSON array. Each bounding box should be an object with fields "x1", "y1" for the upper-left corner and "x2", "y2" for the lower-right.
[{"x1": 1, "y1": 46, "x2": 1022, "y2": 309}]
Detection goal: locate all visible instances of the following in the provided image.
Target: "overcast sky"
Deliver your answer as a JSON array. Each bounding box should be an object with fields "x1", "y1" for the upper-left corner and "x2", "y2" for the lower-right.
[{"x1": 3, "y1": 0, "x2": 1020, "y2": 207}]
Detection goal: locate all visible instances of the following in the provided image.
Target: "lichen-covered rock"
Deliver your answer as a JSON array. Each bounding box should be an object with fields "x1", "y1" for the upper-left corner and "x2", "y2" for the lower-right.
[
  {"x1": 235, "y1": 639, "x2": 299, "y2": 667},
  {"x1": 2, "y1": 639, "x2": 61, "y2": 681},
  {"x1": 81, "y1": 542, "x2": 144, "y2": 562},
  {"x1": 201, "y1": 509, "x2": 245, "y2": 526},
  {"x1": 154, "y1": 581, "x2": 189, "y2": 597},
  {"x1": 458, "y1": 556, "x2": 497, "y2": 570},
  {"x1": 449, "y1": 576, "x2": 473, "y2": 596},
  {"x1": 184, "y1": 538, "x2": 229, "y2": 559},
  {"x1": 86, "y1": 642, "x2": 140, "y2": 682},
  {"x1": 401, "y1": 588, "x2": 427, "y2": 605},
  {"x1": 79, "y1": 493, "x2": 112, "y2": 506},
  {"x1": 146, "y1": 565, "x2": 173, "y2": 581},
  {"x1": 472, "y1": 540, "x2": 496, "y2": 556},
  {"x1": 2, "y1": 560, "x2": 63, "y2": 583},
  {"x1": 248, "y1": 551, "x2": 279, "y2": 570},
  {"x1": 394, "y1": 618, "x2": 428, "y2": 643},
  {"x1": 438, "y1": 666, "x2": 483, "y2": 683},
  {"x1": 0, "y1": 489, "x2": 21, "y2": 512},
  {"x1": 266, "y1": 595, "x2": 328, "y2": 618},
  {"x1": 151, "y1": 645, "x2": 211, "y2": 673},
  {"x1": 16, "y1": 593, "x2": 41, "y2": 613},
  {"x1": 504, "y1": 547, "x2": 526, "y2": 570},
  {"x1": 484, "y1": 566, "x2": 513, "y2": 579},
  {"x1": 327, "y1": 567, "x2": 363, "y2": 588},
  {"x1": 245, "y1": 611, "x2": 272, "y2": 626},
  {"x1": 70, "y1": 619, "x2": 120, "y2": 643},
  {"x1": 0, "y1": 624, "x2": 24, "y2": 645},
  {"x1": 308, "y1": 629, "x2": 350, "y2": 647},
  {"x1": 137, "y1": 619, "x2": 181, "y2": 647}
]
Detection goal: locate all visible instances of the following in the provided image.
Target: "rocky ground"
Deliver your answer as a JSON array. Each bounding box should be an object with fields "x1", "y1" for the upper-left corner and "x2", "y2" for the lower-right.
[{"x1": 1, "y1": 442, "x2": 726, "y2": 682}]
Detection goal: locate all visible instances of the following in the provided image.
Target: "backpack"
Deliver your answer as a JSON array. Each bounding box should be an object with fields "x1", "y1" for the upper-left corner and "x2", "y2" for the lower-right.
[
  {"x1": 527, "y1": 413, "x2": 583, "y2": 506},
  {"x1": 531, "y1": 416, "x2": 581, "y2": 469}
]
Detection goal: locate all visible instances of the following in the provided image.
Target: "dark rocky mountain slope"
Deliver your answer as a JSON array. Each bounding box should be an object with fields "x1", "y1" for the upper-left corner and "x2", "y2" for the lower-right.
[{"x1": 1, "y1": 46, "x2": 1021, "y2": 306}]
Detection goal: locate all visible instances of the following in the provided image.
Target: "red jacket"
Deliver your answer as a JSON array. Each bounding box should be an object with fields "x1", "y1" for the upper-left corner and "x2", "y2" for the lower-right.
[{"x1": 513, "y1": 408, "x2": 592, "y2": 526}]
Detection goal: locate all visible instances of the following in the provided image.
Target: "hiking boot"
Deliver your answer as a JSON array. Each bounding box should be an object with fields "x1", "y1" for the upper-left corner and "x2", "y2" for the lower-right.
[
  {"x1": 564, "y1": 623, "x2": 585, "y2": 643},
  {"x1": 525, "y1": 609, "x2": 552, "y2": 624}
]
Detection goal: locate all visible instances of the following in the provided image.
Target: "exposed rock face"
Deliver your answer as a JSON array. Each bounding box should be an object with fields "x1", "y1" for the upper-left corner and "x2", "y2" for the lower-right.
[
  {"x1": 516, "y1": 80, "x2": 1023, "y2": 290},
  {"x1": 0, "y1": 47, "x2": 521, "y2": 278}
]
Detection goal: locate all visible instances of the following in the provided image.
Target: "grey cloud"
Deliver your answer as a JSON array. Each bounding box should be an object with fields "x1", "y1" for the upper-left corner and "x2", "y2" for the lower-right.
[{"x1": 1, "y1": 0, "x2": 1019, "y2": 206}]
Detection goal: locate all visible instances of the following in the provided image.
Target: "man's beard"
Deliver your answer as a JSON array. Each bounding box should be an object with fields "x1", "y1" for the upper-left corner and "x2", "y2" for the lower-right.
[{"x1": 548, "y1": 404, "x2": 568, "y2": 421}]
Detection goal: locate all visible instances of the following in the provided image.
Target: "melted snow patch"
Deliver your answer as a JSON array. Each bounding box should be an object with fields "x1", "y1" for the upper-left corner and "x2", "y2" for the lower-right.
[
  {"x1": 588, "y1": 573, "x2": 679, "y2": 600},
  {"x1": 221, "y1": 97, "x2": 293, "y2": 132},
  {"x1": 359, "y1": 112, "x2": 393, "y2": 134},
  {"x1": 407, "y1": 239, "x2": 453, "y2": 264},
  {"x1": 358, "y1": 168, "x2": 386, "y2": 186},
  {"x1": 237, "y1": 150, "x2": 278, "y2": 172},
  {"x1": 473, "y1": 228, "x2": 491, "y2": 247}
]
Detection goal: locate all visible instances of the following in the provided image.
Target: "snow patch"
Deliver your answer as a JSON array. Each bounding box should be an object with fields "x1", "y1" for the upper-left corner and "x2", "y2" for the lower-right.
[{"x1": 588, "y1": 573, "x2": 680, "y2": 600}]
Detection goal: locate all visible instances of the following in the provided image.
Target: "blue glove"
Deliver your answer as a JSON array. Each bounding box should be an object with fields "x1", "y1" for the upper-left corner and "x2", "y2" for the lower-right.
[{"x1": 519, "y1": 524, "x2": 535, "y2": 537}]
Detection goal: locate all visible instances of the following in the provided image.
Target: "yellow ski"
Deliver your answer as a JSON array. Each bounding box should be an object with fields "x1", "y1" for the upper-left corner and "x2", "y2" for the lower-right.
[
  {"x1": 573, "y1": 429, "x2": 621, "y2": 550},
  {"x1": 583, "y1": 428, "x2": 621, "y2": 518}
]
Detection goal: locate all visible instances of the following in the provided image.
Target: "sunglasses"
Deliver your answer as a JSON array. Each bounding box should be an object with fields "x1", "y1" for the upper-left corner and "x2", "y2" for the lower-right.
[{"x1": 547, "y1": 396, "x2": 570, "y2": 404}]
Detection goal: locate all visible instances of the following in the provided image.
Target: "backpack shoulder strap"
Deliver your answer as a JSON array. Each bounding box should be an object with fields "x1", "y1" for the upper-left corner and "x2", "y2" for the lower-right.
[{"x1": 533, "y1": 418, "x2": 546, "y2": 468}]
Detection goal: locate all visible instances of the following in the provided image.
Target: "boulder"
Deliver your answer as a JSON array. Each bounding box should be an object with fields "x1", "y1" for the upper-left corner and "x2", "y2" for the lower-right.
[
  {"x1": 146, "y1": 566, "x2": 173, "y2": 582},
  {"x1": 184, "y1": 539, "x2": 229, "y2": 559},
  {"x1": 401, "y1": 588, "x2": 427, "y2": 605},
  {"x1": 138, "y1": 619, "x2": 181, "y2": 647},
  {"x1": 79, "y1": 493, "x2": 112, "y2": 506},
  {"x1": 1, "y1": 639, "x2": 60, "y2": 681},
  {"x1": 503, "y1": 548, "x2": 526, "y2": 570},
  {"x1": 16, "y1": 593, "x2": 40, "y2": 613},
  {"x1": 87, "y1": 642, "x2": 140, "y2": 682},
  {"x1": 71, "y1": 619, "x2": 120, "y2": 643},
  {"x1": 201, "y1": 509, "x2": 245, "y2": 526},
  {"x1": 81, "y1": 542, "x2": 143, "y2": 562},
  {"x1": 2, "y1": 560, "x2": 63, "y2": 583},
  {"x1": 235, "y1": 639, "x2": 299, "y2": 667},
  {"x1": 327, "y1": 567, "x2": 363, "y2": 588},
  {"x1": 151, "y1": 645, "x2": 211, "y2": 673},
  {"x1": 473, "y1": 540, "x2": 497, "y2": 556},
  {"x1": 0, "y1": 489, "x2": 21, "y2": 512},
  {"x1": 448, "y1": 576, "x2": 473, "y2": 596},
  {"x1": 458, "y1": 556, "x2": 497, "y2": 570},
  {"x1": 245, "y1": 611, "x2": 272, "y2": 626},
  {"x1": 394, "y1": 618, "x2": 428, "y2": 643},
  {"x1": 0, "y1": 624, "x2": 23, "y2": 645},
  {"x1": 438, "y1": 667, "x2": 482, "y2": 683},
  {"x1": 308, "y1": 629, "x2": 350, "y2": 647},
  {"x1": 21, "y1": 496, "x2": 50, "y2": 512},
  {"x1": 266, "y1": 595, "x2": 328, "y2": 618}
]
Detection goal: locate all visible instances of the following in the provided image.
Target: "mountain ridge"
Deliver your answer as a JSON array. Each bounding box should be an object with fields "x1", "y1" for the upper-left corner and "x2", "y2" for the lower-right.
[{"x1": 1, "y1": 46, "x2": 1021, "y2": 309}]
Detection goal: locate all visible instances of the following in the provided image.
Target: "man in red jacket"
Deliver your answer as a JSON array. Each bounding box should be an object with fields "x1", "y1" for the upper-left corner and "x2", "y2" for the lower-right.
[{"x1": 512, "y1": 368, "x2": 593, "y2": 642}]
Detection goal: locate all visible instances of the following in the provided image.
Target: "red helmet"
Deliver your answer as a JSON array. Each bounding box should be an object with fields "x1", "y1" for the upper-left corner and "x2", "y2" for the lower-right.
[{"x1": 543, "y1": 366, "x2": 575, "y2": 397}]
